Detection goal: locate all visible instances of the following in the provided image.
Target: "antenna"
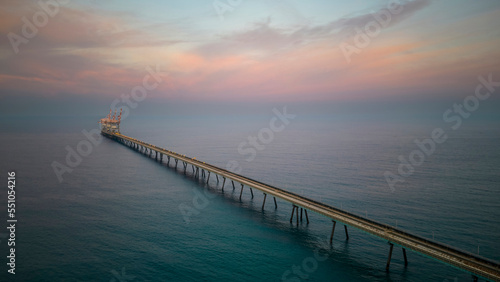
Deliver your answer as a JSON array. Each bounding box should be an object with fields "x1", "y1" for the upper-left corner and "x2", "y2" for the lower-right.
[{"x1": 118, "y1": 108, "x2": 122, "y2": 123}]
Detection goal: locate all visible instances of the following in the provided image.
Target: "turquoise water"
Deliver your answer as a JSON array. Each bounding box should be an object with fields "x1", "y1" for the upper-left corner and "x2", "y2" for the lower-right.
[{"x1": 0, "y1": 114, "x2": 499, "y2": 281}]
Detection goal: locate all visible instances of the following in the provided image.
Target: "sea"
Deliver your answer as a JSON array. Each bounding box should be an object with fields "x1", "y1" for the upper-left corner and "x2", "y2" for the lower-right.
[{"x1": 0, "y1": 111, "x2": 499, "y2": 282}]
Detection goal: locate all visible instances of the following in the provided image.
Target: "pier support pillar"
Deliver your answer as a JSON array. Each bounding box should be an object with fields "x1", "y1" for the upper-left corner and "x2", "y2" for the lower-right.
[
  {"x1": 300, "y1": 208, "x2": 303, "y2": 222},
  {"x1": 222, "y1": 177, "x2": 226, "y2": 191},
  {"x1": 402, "y1": 248, "x2": 408, "y2": 266},
  {"x1": 249, "y1": 187, "x2": 254, "y2": 198},
  {"x1": 232, "y1": 181, "x2": 235, "y2": 190},
  {"x1": 239, "y1": 184, "x2": 244, "y2": 201},
  {"x1": 330, "y1": 220, "x2": 337, "y2": 244},
  {"x1": 273, "y1": 197, "x2": 277, "y2": 209},
  {"x1": 304, "y1": 209, "x2": 309, "y2": 224},
  {"x1": 262, "y1": 193, "x2": 267, "y2": 210},
  {"x1": 216, "y1": 175, "x2": 219, "y2": 183},
  {"x1": 296, "y1": 207, "x2": 299, "y2": 225},
  {"x1": 386, "y1": 243, "x2": 394, "y2": 271},
  {"x1": 160, "y1": 154, "x2": 163, "y2": 162},
  {"x1": 344, "y1": 225, "x2": 349, "y2": 240},
  {"x1": 289, "y1": 205, "x2": 299, "y2": 225},
  {"x1": 472, "y1": 276, "x2": 478, "y2": 282},
  {"x1": 206, "y1": 172, "x2": 211, "y2": 184}
]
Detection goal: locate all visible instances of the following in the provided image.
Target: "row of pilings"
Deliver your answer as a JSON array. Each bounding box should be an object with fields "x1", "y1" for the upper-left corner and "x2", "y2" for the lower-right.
[{"x1": 110, "y1": 134, "x2": 417, "y2": 275}]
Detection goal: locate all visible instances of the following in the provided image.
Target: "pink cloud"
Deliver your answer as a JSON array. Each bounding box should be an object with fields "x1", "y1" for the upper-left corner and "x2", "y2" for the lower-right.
[{"x1": 1, "y1": 0, "x2": 499, "y2": 105}]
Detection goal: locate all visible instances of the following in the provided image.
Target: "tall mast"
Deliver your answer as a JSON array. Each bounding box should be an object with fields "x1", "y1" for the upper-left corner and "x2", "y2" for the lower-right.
[{"x1": 118, "y1": 108, "x2": 123, "y2": 123}]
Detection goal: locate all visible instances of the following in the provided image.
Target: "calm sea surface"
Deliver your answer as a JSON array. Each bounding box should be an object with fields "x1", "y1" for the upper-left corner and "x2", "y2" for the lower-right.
[{"x1": 0, "y1": 113, "x2": 499, "y2": 281}]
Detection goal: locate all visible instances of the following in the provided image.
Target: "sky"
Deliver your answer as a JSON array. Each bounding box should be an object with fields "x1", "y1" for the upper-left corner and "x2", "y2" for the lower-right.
[{"x1": 0, "y1": 0, "x2": 499, "y2": 116}]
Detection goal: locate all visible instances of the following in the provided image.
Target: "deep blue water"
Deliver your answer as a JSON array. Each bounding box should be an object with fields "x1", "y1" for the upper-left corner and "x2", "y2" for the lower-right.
[{"x1": 0, "y1": 113, "x2": 499, "y2": 281}]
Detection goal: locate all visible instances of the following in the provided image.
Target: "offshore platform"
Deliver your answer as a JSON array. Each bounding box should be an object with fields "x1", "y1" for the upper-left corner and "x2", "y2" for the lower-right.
[
  {"x1": 99, "y1": 109, "x2": 500, "y2": 282},
  {"x1": 99, "y1": 109, "x2": 122, "y2": 133}
]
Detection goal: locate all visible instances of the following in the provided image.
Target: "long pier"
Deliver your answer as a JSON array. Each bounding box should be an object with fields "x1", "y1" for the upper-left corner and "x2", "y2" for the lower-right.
[{"x1": 103, "y1": 130, "x2": 500, "y2": 281}]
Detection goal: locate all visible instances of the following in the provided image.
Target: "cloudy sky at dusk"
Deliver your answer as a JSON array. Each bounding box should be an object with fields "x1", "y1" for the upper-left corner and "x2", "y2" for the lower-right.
[{"x1": 1, "y1": 0, "x2": 499, "y2": 116}]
